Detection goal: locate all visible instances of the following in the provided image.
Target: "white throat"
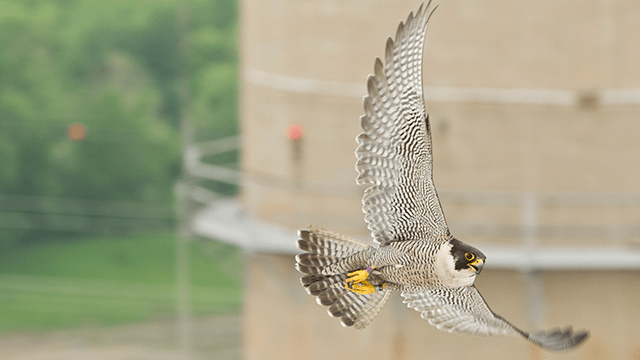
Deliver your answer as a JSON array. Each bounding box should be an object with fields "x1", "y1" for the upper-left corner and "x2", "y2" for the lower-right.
[{"x1": 434, "y1": 242, "x2": 477, "y2": 288}]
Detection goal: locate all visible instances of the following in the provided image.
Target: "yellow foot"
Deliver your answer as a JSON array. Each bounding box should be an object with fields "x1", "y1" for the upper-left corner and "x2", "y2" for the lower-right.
[
  {"x1": 346, "y1": 266, "x2": 375, "y2": 284},
  {"x1": 345, "y1": 280, "x2": 375, "y2": 295}
]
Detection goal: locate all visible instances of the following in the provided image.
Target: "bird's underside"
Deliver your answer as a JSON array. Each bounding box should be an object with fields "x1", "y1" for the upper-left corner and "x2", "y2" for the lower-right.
[{"x1": 294, "y1": 1, "x2": 589, "y2": 352}]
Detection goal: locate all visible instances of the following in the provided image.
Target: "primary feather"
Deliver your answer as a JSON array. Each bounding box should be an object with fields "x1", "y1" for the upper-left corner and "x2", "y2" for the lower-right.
[{"x1": 294, "y1": 2, "x2": 589, "y2": 352}]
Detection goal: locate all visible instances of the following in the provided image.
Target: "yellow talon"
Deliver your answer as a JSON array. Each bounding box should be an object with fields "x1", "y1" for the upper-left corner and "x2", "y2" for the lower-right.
[
  {"x1": 345, "y1": 280, "x2": 375, "y2": 295},
  {"x1": 346, "y1": 266, "x2": 375, "y2": 284}
]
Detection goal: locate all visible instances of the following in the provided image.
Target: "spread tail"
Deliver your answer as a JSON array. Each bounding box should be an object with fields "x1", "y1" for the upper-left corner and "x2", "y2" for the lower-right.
[{"x1": 295, "y1": 227, "x2": 390, "y2": 329}]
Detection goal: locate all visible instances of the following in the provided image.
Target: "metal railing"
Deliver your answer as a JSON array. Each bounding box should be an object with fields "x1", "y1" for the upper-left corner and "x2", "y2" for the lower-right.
[{"x1": 188, "y1": 136, "x2": 640, "y2": 270}]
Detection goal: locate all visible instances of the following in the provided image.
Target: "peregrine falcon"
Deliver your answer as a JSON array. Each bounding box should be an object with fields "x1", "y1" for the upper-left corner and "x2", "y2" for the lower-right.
[{"x1": 294, "y1": 1, "x2": 589, "y2": 352}]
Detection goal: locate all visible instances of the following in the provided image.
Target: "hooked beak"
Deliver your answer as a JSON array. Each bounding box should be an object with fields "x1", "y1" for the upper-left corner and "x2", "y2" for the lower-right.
[{"x1": 468, "y1": 258, "x2": 484, "y2": 275}]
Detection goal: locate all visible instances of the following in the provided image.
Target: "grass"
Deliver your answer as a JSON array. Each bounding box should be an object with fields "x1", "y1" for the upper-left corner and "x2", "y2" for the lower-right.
[{"x1": 0, "y1": 233, "x2": 242, "y2": 332}]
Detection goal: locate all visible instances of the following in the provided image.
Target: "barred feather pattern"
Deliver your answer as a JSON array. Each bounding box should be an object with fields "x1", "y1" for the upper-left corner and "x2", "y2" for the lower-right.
[
  {"x1": 402, "y1": 286, "x2": 590, "y2": 351},
  {"x1": 402, "y1": 286, "x2": 521, "y2": 336},
  {"x1": 356, "y1": 1, "x2": 450, "y2": 246},
  {"x1": 374, "y1": 240, "x2": 443, "y2": 289},
  {"x1": 295, "y1": 227, "x2": 391, "y2": 330},
  {"x1": 294, "y1": 2, "x2": 589, "y2": 351}
]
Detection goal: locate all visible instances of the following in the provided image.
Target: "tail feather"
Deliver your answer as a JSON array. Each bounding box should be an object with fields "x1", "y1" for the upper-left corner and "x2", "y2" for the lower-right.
[
  {"x1": 340, "y1": 295, "x2": 362, "y2": 326},
  {"x1": 352, "y1": 291, "x2": 392, "y2": 329},
  {"x1": 295, "y1": 227, "x2": 391, "y2": 330},
  {"x1": 300, "y1": 274, "x2": 324, "y2": 287},
  {"x1": 329, "y1": 291, "x2": 391, "y2": 330},
  {"x1": 294, "y1": 263, "x2": 322, "y2": 275},
  {"x1": 328, "y1": 292, "x2": 355, "y2": 317},
  {"x1": 295, "y1": 253, "x2": 341, "y2": 267},
  {"x1": 308, "y1": 274, "x2": 347, "y2": 296},
  {"x1": 298, "y1": 227, "x2": 370, "y2": 259},
  {"x1": 296, "y1": 239, "x2": 331, "y2": 256},
  {"x1": 317, "y1": 286, "x2": 348, "y2": 305}
]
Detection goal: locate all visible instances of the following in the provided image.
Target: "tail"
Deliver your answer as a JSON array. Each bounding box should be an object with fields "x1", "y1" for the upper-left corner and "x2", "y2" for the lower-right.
[{"x1": 295, "y1": 226, "x2": 391, "y2": 330}]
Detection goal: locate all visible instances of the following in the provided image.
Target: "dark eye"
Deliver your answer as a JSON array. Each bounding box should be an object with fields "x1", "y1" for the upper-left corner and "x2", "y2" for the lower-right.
[{"x1": 465, "y1": 252, "x2": 474, "y2": 261}]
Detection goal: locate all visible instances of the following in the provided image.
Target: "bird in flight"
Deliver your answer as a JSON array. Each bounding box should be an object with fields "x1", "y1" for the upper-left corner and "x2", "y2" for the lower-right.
[{"x1": 295, "y1": 1, "x2": 589, "y2": 351}]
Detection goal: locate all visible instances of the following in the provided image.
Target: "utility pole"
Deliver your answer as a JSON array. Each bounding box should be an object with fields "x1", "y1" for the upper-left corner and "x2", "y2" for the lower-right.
[{"x1": 176, "y1": 0, "x2": 193, "y2": 358}]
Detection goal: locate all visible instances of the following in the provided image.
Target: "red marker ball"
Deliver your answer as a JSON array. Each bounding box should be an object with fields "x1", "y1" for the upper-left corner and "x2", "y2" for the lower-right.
[
  {"x1": 286, "y1": 124, "x2": 304, "y2": 140},
  {"x1": 67, "y1": 123, "x2": 87, "y2": 141}
]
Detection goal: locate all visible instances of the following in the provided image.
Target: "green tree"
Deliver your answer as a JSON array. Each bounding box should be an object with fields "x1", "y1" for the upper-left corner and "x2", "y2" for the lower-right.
[{"x1": 0, "y1": 0, "x2": 239, "y2": 247}]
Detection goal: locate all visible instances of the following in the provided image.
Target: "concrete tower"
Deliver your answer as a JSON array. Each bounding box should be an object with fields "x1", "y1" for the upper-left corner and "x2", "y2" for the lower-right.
[{"x1": 235, "y1": 1, "x2": 640, "y2": 358}]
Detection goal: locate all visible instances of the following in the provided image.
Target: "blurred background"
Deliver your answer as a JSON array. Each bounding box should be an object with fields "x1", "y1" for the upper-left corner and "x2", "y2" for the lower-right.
[
  {"x1": 1, "y1": 0, "x2": 640, "y2": 360},
  {"x1": 0, "y1": 0, "x2": 242, "y2": 359}
]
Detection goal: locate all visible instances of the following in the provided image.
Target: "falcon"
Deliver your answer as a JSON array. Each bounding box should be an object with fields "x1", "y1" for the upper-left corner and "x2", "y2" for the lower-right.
[{"x1": 294, "y1": 1, "x2": 589, "y2": 351}]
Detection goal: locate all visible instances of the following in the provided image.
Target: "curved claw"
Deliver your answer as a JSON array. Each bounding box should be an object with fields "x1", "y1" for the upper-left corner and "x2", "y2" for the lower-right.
[
  {"x1": 346, "y1": 268, "x2": 373, "y2": 284},
  {"x1": 345, "y1": 280, "x2": 375, "y2": 295}
]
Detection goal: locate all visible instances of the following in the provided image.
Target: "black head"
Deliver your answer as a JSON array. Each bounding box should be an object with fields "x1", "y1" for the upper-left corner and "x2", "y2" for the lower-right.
[{"x1": 449, "y1": 238, "x2": 486, "y2": 275}]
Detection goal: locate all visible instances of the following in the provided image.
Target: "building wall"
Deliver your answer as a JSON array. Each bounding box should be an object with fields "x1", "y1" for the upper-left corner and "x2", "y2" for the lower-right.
[
  {"x1": 239, "y1": 0, "x2": 640, "y2": 358},
  {"x1": 244, "y1": 254, "x2": 640, "y2": 360}
]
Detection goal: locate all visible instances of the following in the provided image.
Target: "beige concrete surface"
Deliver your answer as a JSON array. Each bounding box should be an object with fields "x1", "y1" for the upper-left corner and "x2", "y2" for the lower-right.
[
  {"x1": 239, "y1": 0, "x2": 640, "y2": 358},
  {"x1": 245, "y1": 254, "x2": 638, "y2": 360},
  {"x1": 0, "y1": 315, "x2": 241, "y2": 360}
]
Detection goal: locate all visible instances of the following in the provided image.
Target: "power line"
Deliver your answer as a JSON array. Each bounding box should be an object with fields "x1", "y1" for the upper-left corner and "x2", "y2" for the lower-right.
[
  {"x1": 0, "y1": 193, "x2": 173, "y2": 219},
  {"x1": 0, "y1": 193, "x2": 175, "y2": 234}
]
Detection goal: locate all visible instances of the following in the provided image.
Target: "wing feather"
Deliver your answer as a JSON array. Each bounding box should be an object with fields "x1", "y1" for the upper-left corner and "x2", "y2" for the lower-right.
[
  {"x1": 356, "y1": 1, "x2": 450, "y2": 246},
  {"x1": 402, "y1": 286, "x2": 590, "y2": 351}
]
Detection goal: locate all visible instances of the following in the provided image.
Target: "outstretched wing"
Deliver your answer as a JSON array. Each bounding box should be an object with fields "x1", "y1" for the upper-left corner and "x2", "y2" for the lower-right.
[
  {"x1": 402, "y1": 286, "x2": 590, "y2": 351},
  {"x1": 356, "y1": 1, "x2": 450, "y2": 246}
]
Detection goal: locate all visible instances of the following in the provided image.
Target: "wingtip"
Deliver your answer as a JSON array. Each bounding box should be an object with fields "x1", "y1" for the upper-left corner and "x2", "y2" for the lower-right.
[
  {"x1": 570, "y1": 329, "x2": 590, "y2": 349},
  {"x1": 527, "y1": 326, "x2": 590, "y2": 352},
  {"x1": 416, "y1": 2, "x2": 425, "y2": 18}
]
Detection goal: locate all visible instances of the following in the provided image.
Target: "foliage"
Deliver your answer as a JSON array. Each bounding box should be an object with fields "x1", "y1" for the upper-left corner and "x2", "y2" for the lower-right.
[
  {"x1": 0, "y1": 0, "x2": 239, "y2": 247},
  {"x1": 0, "y1": 233, "x2": 242, "y2": 331}
]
